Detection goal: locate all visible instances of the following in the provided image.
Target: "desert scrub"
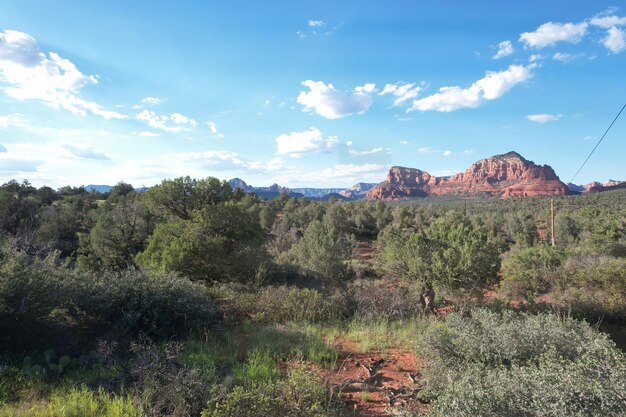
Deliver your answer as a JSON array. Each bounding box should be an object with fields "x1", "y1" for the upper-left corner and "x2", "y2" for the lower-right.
[
  {"x1": 0, "y1": 387, "x2": 141, "y2": 417},
  {"x1": 202, "y1": 367, "x2": 345, "y2": 417},
  {"x1": 419, "y1": 308, "x2": 626, "y2": 417}
]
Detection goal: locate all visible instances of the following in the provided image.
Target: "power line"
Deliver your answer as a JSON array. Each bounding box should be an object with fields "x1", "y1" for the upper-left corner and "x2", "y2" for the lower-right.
[{"x1": 569, "y1": 103, "x2": 626, "y2": 184}]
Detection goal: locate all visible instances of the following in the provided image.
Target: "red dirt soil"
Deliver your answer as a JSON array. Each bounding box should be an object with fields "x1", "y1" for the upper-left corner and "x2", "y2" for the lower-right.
[{"x1": 320, "y1": 339, "x2": 426, "y2": 417}]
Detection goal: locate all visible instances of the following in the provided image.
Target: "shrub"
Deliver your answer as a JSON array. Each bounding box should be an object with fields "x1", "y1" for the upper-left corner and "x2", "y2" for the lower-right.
[
  {"x1": 211, "y1": 284, "x2": 352, "y2": 324},
  {"x1": 129, "y1": 339, "x2": 211, "y2": 417},
  {"x1": 351, "y1": 280, "x2": 422, "y2": 321},
  {"x1": 202, "y1": 367, "x2": 345, "y2": 417},
  {"x1": 66, "y1": 268, "x2": 221, "y2": 338},
  {"x1": 500, "y1": 245, "x2": 565, "y2": 298},
  {"x1": 553, "y1": 254, "x2": 626, "y2": 320},
  {"x1": 419, "y1": 309, "x2": 626, "y2": 417}
]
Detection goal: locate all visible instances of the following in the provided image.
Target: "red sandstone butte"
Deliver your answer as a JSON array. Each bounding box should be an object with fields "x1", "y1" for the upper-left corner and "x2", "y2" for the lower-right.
[{"x1": 366, "y1": 151, "x2": 569, "y2": 200}]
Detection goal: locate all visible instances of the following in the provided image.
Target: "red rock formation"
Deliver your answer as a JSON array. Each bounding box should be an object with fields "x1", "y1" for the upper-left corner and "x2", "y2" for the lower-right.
[{"x1": 366, "y1": 152, "x2": 569, "y2": 200}]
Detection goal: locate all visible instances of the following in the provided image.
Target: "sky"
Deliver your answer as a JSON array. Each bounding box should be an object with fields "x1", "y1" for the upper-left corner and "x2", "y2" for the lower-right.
[{"x1": 0, "y1": 0, "x2": 625, "y2": 189}]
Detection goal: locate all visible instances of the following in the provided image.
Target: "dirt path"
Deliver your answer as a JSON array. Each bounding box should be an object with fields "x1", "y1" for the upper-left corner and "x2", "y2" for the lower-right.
[{"x1": 321, "y1": 339, "x2": 426, "y2": 416}]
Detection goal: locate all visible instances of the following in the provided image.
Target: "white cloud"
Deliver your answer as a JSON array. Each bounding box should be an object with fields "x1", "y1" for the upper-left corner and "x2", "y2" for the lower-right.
[
  {"x1": 308, "y1": 20, "x2": 326, "y2": 28},
  {"x1": 442, "y1": 150, "x2": 453, "y2": 157},
  {"x1": 463, "y1": 149, "x2": 475, "y2": 156},
  {"x1": 136, "y1": 110, "x2": 197, "y2": 133},
  {"x1": 139, "y1": 131, "x2": 160, "y2": 138},
  {"x1": 0, "y1": 30, "x2": 126, "y2": 120},
  {"x1": 417, "y1": 146, "x2": 436, "y2": 154},
  {"x1": 61, "y1": 143, "x2": 109, "y2": 160},
  {"x1": 297, "y1": 80, "x2": 376, "y2": 119},
  {"x1": 379, "y1": 82, "x2": 423, "y2": 106},
  {"x1": 590, "y1": 15, "x2": 626, "y2": 29},
  {"x1": 141, "y1": 97, "x2": 163, "y2": 105},
  {"x1": 409, "y1": 64, "x2": 533, "y2": 112},
  {"x1": 526, "y1": 113, "x2": 561, "y2": 123},
  {"x1": 493, "y1": 40, "x2": 514, "y2": 59},
  {"x1": 165, "y1": 150, "x2": 286, "y2": 175},
  {"x1": 553, "y1": 52, "x2": 574, "y2": 62},
  {"x1": 348, "y1": 147, "x2": 391, "y2": 157},
  {"x1": 603, "y1": 27, "x2": 626, "y2": 53},
  {"x1": 276, "y1": 127, "x2": 339, "y2": 158},
  {"x1": 207, "y1": 121, "x2": 217, "y2": 134},
  {"x1": 0, "y1": 113, "x2": 28, "y2": 128},
  {"x1": 519, "y1": 22, "x2": 588, "y2": 48}
]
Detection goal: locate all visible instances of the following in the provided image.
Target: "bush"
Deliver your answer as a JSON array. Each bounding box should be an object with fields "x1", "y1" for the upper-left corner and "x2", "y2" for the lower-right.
[
  {"x1": 553, "y1": 254, "x2": 626, "y2": 320},
  {"x1": 500, "y1": 245, "x2": 565, "y2": 298},
  {"x1": 351, "y1": 280, "x2": 422, "y2": 321},
  {"x1": 0, "y1": 246, "x2": 220, "y2": 349},
  {"x1": 202, "y1": 367, "x2": 345, "y2": 417},
  {"x1": 211, "y1": 284, "x2": 352, "y2": 324},
  {"x1": 419, "y1": 309, "x2": 626, "y2": 417},
  {"x1": 129, "y1": 339, "x2": 211, "y2": 417},
  {"x1": 66, "y1": 268, "x2": 220, "y2": 338}
]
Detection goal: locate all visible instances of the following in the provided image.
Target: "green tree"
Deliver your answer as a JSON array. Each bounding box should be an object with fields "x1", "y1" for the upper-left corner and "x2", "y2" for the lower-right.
[
  {"x1": 79, "y1": 194, "x2": 154, "y2": 270},
  {"x1": 136, "y1": 203, "x2": 266, "y2": 283},
  {"x1": 285, "y1": 220, "x2": 354, "y2": 282},
  {"x1": 145, "y1": 176, "x2": 243, "y2": 220},
  {"x1": 376, "y1": 211, "x2": 500, "y2": 311}
]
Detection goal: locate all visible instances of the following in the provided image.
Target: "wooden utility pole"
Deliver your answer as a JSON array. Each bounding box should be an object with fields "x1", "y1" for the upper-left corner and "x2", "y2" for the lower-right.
[{"x1": 550, "y1": 199, "x2": 556, "y2": 247}]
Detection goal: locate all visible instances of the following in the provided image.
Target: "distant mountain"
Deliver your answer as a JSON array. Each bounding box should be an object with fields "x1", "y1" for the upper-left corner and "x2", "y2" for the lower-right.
[
  {"x1": 338, "y1": 182, "x2": 376, "y2": 199},
  {"x1": 569, "y1": 179, "x2": 626, "y2": 194},
  {"x1": 85, "y1": 184, "x2": 112, "y2": 193},
  {"x1": 228, "y1": 178, "x2": 302, "y2": 199},
  {"x1": 290, "y1": 187, "x2": 345, "y2": 198},
  {"x1": 367, "y1": 151, "x2": 569, "y2": 200}
]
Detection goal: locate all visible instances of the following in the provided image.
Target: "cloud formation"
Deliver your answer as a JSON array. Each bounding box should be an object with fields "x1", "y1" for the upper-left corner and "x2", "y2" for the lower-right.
[
  {"x1": 590, "y1": 14, "x2": 626, "y2": 29},
  {"x1": 603, "y1": 26, "x2": 626, "y2": 53},
  {"x1": 348, "y1": 147, "x2": 391, "y2": 157},
  {"x1": 379, "y1": 82, "x2": 423, "y2": 106},
  {"x1": 409, "y1": 64, "x2": 533, "y2": 112},
  {"x1": 526, "y1": 113, "x2": 561, "y2": 123},
  {"x1": 308, "y1": 20, "x2": 326, "y2": 28},
  {"x1": 519, "y1": 22, "x2": 588, "y2": 48},
  {"x1": 0, "y1": 30, "x2": 126, "y2": 119},
  {"x1": 297, "y1": 80, "x2": 376, "y2": 119},
  {"x1": 493, "y1": 40, "x2": 514, "y2": 59},
  {"x1": 276, "y1": 127, "x2": 339, "y2": 158},
  {"x1": 136, "y1": 110, "x2": 198, "y2": 133}
]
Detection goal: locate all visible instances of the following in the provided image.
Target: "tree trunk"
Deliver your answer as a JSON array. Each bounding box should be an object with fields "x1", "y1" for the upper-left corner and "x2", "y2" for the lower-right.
[{"x1": 420, "y1": 283, "x2": 435, "y2": 313}]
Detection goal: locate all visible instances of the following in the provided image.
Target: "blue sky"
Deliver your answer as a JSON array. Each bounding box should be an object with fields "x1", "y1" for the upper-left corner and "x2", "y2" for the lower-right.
[{"x1": 0, "y1": 0, "x2": 624, "y2": 188}]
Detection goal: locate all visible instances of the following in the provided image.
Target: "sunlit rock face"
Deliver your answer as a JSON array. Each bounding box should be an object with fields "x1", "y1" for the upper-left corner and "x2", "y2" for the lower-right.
[{"x1": 367, "y1": 152, "x2": 569, "y2": 200}]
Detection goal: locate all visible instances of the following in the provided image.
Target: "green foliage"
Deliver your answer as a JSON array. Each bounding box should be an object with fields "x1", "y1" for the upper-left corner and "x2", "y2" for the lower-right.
[
  {"x1": 145, "y1": 176, "x2": 242, "y2": 220},
  {"x1": 553, "y1": 253, "x2": 626, "y2": 320},
  {"x1": 78, "y1": 194, "x2": 154, "y2": 270},
  {"x1": 212, "y1": 283, "x2": 352, "y2": 324},
  {"x1": 0, "y1": 387, "x2": 141, "y2": 417},
  {"x1": 419, "y1": 309, "x2": 626, "y2": 417},
  {"x1": 376, "y1": 211, "x2": 500, "y2": 308},
  {"x1": 202, "y1": 367, "x2": 345, "y2": 417},
  {"x1": 500, "y1": 244, "x2": 566, "y2": 298},
  {"x1": 65, "y1": 268, "x2": 220, "y2": 338},
  {"x1": 0, "y1": 246, "x2": 220, "y2": 347},
  {"x1": 284, "y1": 220, "x2": 354, "y2": 281},
  {"x1": 136, "y1": 203, "x2": 266, "y2": 283}
]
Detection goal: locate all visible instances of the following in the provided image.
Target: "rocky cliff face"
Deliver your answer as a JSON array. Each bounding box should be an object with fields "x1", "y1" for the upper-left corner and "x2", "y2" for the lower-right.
[{"x1": 367, "y1": 152, "x2": 569, "y2": 199}]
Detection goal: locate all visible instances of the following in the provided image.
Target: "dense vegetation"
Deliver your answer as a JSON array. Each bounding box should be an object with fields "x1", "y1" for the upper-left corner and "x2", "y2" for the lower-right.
[{"x1": 1, "y1": 178, "x2": 624, "y2": 416}]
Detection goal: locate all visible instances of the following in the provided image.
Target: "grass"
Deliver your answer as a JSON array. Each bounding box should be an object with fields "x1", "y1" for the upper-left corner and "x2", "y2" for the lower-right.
[
  {"x1": 294, "y1": 318, "x2": 433, "y2": 354},
  {"x1": 0, "y1": 387, "x2": 141, "y2": 417}
]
